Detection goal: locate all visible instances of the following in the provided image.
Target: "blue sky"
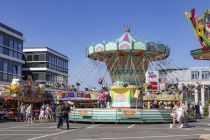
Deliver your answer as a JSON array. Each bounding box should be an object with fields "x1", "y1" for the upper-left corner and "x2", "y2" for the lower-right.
[{"x1": 1, "y1": 0, "x2": 210, "y2": 85}]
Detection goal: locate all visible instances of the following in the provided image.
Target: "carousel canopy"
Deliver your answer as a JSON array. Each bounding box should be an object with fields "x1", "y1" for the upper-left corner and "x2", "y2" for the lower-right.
[{"x1": 86, "y1": 27, "x2": 170, "y2": 86}]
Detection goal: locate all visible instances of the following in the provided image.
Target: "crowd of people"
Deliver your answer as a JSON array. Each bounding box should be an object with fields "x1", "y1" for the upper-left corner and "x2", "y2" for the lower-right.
[
  {"x1": 98, "y1": 91, "x2": 112, "y2": 108},
  {"x1": 20, "y1": 103, "x2": 56, "y2": 123},
  {"x1": 169, "y1": 101, "x2": 208, "y2": 128}
]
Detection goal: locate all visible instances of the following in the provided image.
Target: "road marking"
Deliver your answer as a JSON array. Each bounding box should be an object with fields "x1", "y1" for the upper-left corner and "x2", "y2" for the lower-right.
[
  {"x1": 0, "y1": 130, "x2": 59, "y2": 131},
  {"x1": 87, "y1": 124, "x2": 102, "y2": 129},
  {"x1": 128, "y1": 124, "x2": 135, "y2": 128},
  {"x1": 72, "y1": 133, "x2": 205, "y2": 140},
  {"x1": 27, "y1": 129, "x2": 77, "y2": 140},
  {"x1": 0, "y1": 123, "x2": 39, "y2": 130},
  {"x1": 49, "y1": 126, "x2": 57, "y2": 128},
  {"x1": 0, "y1": 134, "x2": 45, "y2": 136},
  {"x1": 14, "y1": 127, "x2": 57, "y2": 129}
]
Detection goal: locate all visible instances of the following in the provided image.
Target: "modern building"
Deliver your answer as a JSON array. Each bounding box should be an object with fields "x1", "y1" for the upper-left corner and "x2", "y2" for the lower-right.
[
  {"x1": 0, "y1": 23, "x2": 24, "y2": 82},
  {"x1": 22, "y1": 47, "x2": 69, "y2": 91},
  {"x1": 158, "y1": 67, "x2": 210, "y2": 106}
]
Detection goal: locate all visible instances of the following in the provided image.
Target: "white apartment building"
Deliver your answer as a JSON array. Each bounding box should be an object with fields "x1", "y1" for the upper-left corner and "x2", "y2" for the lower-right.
[{"x1": 158, "y1": 67, "x2": 210, "y2": 106}]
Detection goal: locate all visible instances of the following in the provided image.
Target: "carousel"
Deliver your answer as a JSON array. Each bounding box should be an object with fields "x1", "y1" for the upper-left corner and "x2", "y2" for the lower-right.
[
  {"x1": 69, "y1": 27, "x2": 175, "y2": 123},
  {"x1": 186, "y1": 9, "x2": 210, "y2": 59}
]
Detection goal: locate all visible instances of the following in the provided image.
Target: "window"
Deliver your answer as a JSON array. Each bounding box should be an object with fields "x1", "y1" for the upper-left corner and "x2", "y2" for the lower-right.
[
  {"x1": 0, "y1": 33, "x2": 3, "y2": 45},
  {"x1": 0, "y1": 58, "x2": 3, "y2": 71},
  {"x1": 3, "y1": 34, "x2": 9, "y2": 46},
  {"x1": 3, "y1": 47, "x2": 9, "y2": 55},
  {"x1": 9, "y1": 39, "x2": 13, "y2": 48},
  {"x1": 191, "y1": 71, "x2": 199, "y2": 79},
  {"x1": 13, "y1": 65, "x2": 18, "y2": 75},
  {"x1": 202, "y1": 71, "x2": 209, "y2": 80},
  {"x1": 40, "y1": 54, "x2": 46, "y2": 61},
  {"x1": 17, "y1": 64, "x2": 21, "y2": 75},
  {"x1": 3, "y1": 60, "x2": 8, "y2": 72},
  {"x1": 18, "y1": 53, "x2": 22, "y2": 60},
  {"x1": 14, "y1": 51, "x2": 18, "y2": 58},
  {"x1": 18, "y1": 41, "x2": 23, "y2": 51},
  {"x1": 0, "y1": 72, "x2": 2, "y2": 81},
  {"x1": 33, "y1": 55, "x2": 39, "y2": 61},
  {"x1": 0, "y1": 46, "x2": 3, "y2": 54},
  {"x1": 9, "y1": 50, "x2": 13, "y2": 57},
  {"x1": 8, "y1": 74, "x2": 12, "y2": 81},
  {"x1": 13, "y1": 39, "x2": 18, "y2": 50},
  {"x1": 3, "y1": 73, "x2": 7, "y2": 81},
  {"x1": 27, "y1": 55, "x2": 32, "y2": 61},
  {"x1": 8, "y1": 60, "x2": 12, "y2": 73},
  {"x1": 33, "y1": 73, "x2": 38, "y2": 80}
]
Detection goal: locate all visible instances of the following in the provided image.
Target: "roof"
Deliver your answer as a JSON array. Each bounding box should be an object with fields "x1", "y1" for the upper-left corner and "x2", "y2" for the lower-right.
[
  {"x1": 0, "y1": 22, "x2": 23, "y2": 37},
  {"x1": 23, "y1": 47, "x2": 69, "y2": 60}
]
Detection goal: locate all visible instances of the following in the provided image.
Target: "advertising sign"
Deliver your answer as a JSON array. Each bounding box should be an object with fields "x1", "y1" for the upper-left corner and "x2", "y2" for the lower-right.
[{"x1": 146, "y1": 71, "x2": 159, "y2": 92}]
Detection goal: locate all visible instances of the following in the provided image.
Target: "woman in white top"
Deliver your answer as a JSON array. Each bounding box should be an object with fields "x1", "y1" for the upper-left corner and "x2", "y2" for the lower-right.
[
  {"x1": 176, "y1": 103, "x2": 184, "y2": 128},
  {"x1": 199, "y1": 103, "x2": 204, "y2": 118}
]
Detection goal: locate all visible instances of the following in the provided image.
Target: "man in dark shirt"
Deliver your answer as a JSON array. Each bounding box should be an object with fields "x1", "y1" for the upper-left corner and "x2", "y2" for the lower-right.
[{"x1": 61, "y1": 104, "x2": 70, "y2": 129}]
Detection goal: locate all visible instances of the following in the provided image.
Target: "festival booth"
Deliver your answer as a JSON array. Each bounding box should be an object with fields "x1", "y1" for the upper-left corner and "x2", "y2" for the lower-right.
[
  {"x1": 143, "y1": 92, "x2": 183, "y2": 109},
  {"x1": 0, "y1": 79, "x2": 43, "y2": 120},
  {"x1": 59, "y1": 91, "x2": 99, "y2": 108}
]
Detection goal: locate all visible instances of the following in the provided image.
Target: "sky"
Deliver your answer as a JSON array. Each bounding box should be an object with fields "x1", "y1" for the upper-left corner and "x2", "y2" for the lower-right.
[{"x1": 0, "y1": 0, "x2": 210, "y2": 86}]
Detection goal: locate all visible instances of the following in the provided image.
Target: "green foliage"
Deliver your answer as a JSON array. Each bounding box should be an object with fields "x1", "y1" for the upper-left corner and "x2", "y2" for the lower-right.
[{"x1": 204, "y1": 98, "x2": 210, "y2": 117}]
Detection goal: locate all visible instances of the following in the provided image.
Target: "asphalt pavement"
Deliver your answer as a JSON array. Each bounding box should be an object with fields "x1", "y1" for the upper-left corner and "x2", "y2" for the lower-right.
[{"x1": 0, "y1": 118, "x2": 210, "y2": 140}]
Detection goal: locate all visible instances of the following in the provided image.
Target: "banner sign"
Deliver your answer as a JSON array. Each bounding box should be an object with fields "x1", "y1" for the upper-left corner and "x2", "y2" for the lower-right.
[{"x1": 146, "y1": 71, "x2": 159, "y2": 91}]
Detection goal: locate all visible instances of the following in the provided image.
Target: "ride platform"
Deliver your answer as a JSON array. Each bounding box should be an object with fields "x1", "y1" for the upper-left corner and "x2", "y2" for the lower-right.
[{"x1": 69, "y1": 108, "x2": 172, "y2": 123}]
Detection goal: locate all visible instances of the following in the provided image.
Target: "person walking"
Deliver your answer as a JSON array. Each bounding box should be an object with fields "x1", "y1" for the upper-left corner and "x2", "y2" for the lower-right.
[
  {"x1": 56, "y1": 104, "x2": 63, "y2": 130},
  {"x1": 199, "y1": 103, "x2": 204, "y2": 119},
  {"x1": 26, "y1": 104, "x2": 33, "y2": 123},
  {"x1": 181, "y1": 101, "x2": 189, "y2": 127},
  {"x1": 195, "y1": 102, "x2": 200, "y2": 119},
  {"x1": 106, "y1": 93, "x2": 112, "y2": 108},
  {"x1": 170, "y1": 104, "x2": 177, "y2": 128},
  {"x1": 176, "y1": 102, "x2": 184, "y2": 128},
  {"x1": 61, "y1": 104, "x2": 70, "y2": 129},
  {"x1": 20, "y1": 103, "x2": 26, "y2": 121}
]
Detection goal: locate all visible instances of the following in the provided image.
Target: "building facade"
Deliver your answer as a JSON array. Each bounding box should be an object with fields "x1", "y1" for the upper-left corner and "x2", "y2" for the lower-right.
[
  {"x1": 159, "y1": 67, "x2": 210, "y2": 106},
  {"x1": 23, "y1": 47, "x2": 68, "y2": 90},
  {"x1": 0, "y1": 23, "x2": 24, "y2": 82}
]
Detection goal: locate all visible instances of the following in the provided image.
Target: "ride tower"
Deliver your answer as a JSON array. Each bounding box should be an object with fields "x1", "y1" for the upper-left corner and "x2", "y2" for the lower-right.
[{"x1": 87, "y1": 27, "x2": 170, "y2": 108}]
